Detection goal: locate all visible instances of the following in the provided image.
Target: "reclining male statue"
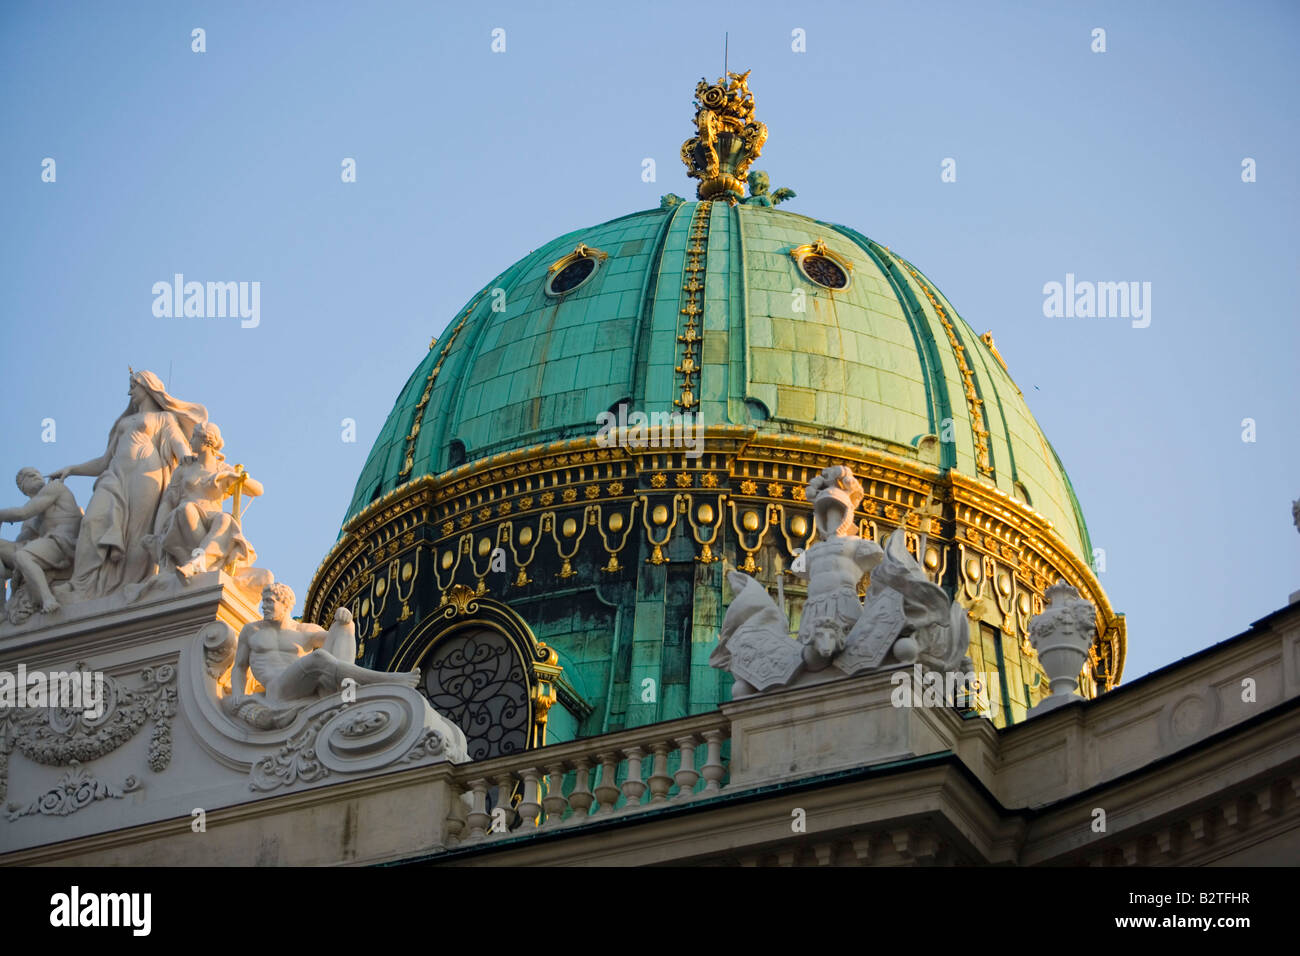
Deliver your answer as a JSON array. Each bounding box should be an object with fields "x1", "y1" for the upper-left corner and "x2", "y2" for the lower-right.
[{"x1": 224, "y1": 581, "x2": 418, "y2": 729}]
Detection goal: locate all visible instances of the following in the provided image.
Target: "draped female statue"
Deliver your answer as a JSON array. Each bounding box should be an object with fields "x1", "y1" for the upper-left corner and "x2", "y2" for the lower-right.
[{"x1": 51, "y1": 370, "x2": 207, "y2": 600}]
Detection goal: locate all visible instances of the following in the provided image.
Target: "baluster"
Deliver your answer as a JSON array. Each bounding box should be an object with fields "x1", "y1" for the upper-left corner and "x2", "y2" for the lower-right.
[
  {"x1": 445, "y1": 796, "x2": 466, "y2": 846},
  {"x1": 621, "y1": 746, "x2": 647, "y2": 809},
  {"x1": 567, "y1": 757, "x2": 595, "y2": 820},
  {"x1": 466, "y1": 778, "x2": 490, "y2": 839},
  {"x1": 647, "y1": 741, "x2": 673, "y2": 803},
  {"x1": 673, "y1": 735, "x2": 700, "y2": 799},
  {"x1": 541, "y1": 764, "x2": 568, "y2": 828},
  {"x1": 593, "y1": 752, "x2": 622, "y2": 814},
  {"x1": 493, "y1": 772, "x2": 518, "y2": 834},
  {"x1": 517, "y1": 767, "x2": 543, "y2": 828},
  {"x1": 701, "y1": 729, "x2": 726, "y2": 793}
]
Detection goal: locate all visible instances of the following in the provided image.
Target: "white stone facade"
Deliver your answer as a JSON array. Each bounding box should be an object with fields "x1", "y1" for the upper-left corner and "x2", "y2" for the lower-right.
[{"x1": 3, "y1": 576, "x2": 1298, "y2": 866}]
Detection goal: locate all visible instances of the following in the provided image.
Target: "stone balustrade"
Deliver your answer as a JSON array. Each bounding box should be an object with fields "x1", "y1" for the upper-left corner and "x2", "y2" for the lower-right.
[{"x1": 448, "y1": 712, "x2": 731, "y2": 843}]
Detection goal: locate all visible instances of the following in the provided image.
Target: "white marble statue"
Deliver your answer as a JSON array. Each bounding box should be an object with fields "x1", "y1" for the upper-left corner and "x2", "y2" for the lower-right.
[
  {"x1": 51, "y1": 370, "x2": 207, "y2": 600},
  {"x1": 0, "y1": 468, "x2": 83, "y2": 621},
  {"x1": 795, "y1": 465, "x2": 884, "y2": 670},
  {"x1": 711, "y1": 464, "x2": 972, "y2": 698},
  {"x1": 842, "y1": 527, "x2": 965, "y2": 674},
  {"x1": 144, "y1": 421, "x2": 262, "y2": 579},
  {"x1": 0, "y1": 369, "x2": 274, "y2": 631},
  {"x1": 225, "y1": 582, "x2": 420, "y2": 730},
  {"x1": 710, "y1": 571, "x2": 804, "y2": 695}
]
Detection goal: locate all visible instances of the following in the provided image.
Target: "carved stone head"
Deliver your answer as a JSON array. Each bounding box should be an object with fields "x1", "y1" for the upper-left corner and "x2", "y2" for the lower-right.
[
  {"x1": 15, "y1": 467, "x2": 43, "y2": 495},
  {"x1": 190, "y1": 421, "x2": 224, "y2": 457},
  {"x1": 807, "y1": 465, "x2": 864, "y2": 537},
  {"x1": 811, "y1": 620, "x2": 843, "y2": 658},
  {"x1": 260, "y1": 582, "x2": 295, "y2": 622}
]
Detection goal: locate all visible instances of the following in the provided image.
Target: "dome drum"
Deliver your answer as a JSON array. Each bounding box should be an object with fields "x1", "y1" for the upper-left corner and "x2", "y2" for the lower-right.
[{"x1": 306, "y1": 427, "x2": 1124, "y2": 735}]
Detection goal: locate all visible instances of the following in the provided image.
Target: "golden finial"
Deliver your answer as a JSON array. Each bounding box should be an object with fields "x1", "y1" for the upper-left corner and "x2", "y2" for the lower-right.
[{"x1": 680, "y1": 70, "x2": 768, "y2": 204}]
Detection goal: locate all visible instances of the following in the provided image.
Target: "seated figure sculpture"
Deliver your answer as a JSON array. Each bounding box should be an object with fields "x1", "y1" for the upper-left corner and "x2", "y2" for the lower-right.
[
  {"x1": 225, "y1": 582, "x2": 419, "y2": 729},
  {"x1": 0, "y1": 468, "x2": 83, "y2": 621},
  {"x1": 145, "y1": 421, "x2": 262, "y2": 579}
]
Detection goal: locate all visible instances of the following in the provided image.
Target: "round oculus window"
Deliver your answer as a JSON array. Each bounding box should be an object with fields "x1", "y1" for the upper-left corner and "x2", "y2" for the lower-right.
[
  {"x1": 800, "y1": 254, "x2": 849, "y2": 290},
  {"x1": 547, "y1": 256, "x2": 597, "y2": 296}
]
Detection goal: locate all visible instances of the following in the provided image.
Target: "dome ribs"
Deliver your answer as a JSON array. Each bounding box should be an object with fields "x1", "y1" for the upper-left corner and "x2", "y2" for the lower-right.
[
  {"x1": 899, "y1": 261, "x2": 997, "y2": 480},
  {"x1": 831, "y1": 226, "x2": 953, "y2": 470}
]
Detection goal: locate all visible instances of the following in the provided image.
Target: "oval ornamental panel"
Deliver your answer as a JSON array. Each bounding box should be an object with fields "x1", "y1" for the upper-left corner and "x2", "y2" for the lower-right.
[{"x1": 420, "y1": 628, "x2": 530, "y2": 761}]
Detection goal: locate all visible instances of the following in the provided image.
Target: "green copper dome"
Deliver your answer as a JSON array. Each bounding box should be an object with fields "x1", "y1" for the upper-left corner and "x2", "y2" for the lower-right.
[{"x1": 346, "y1": 201, "x2": 1093, "y2": 563}]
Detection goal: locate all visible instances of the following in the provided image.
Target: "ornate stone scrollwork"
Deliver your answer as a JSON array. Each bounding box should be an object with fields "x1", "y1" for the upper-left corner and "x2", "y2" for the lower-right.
[
  {"x1": 246, "y1": 687, "x2": 468, "y2": 792},
  {"x1": 248, "y1": 706, "x2": 342, "y2": 792},
  {"x1": 402, "y1": 727, "x2": 460, "y2": 763},
  {"x1": 6, "y1": 760, "x2": 140, "y2": 822},
  {"x1": 183, "y1": 584, "x2": 468, "y2": 796},
  {"x1": 0, "y1": 663, "x2": 176, "y2": 811}
]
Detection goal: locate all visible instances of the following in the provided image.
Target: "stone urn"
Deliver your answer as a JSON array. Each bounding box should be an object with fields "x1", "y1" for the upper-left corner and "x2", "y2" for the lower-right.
[{"x1": 1028, "y1": 580, "x2": 1097, "y2": 714}]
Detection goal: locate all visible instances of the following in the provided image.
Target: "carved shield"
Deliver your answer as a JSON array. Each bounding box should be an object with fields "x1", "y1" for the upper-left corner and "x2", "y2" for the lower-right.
[{"x1": 836, "y1": 584, "x2": 904, "y2": 675}]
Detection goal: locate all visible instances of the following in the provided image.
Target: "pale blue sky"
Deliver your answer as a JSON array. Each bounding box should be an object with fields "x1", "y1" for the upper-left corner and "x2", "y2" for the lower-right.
[{"x1": 2, "y1": 1, "x2": 1297, "y2": 682}]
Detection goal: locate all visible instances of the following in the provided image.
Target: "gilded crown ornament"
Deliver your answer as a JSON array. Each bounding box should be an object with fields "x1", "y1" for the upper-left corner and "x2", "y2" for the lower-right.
[{"x1": 681, "y1": 70, "x2": 769, "y2": 203}]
